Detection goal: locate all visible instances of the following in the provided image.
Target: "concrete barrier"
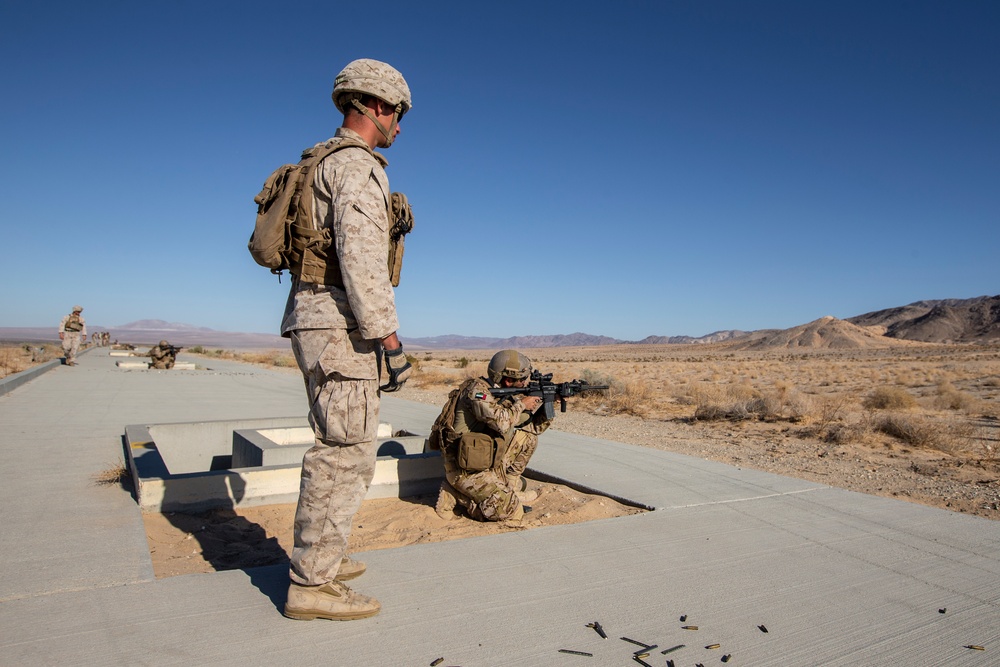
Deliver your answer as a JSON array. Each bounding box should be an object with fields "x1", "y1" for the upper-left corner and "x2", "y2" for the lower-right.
[{"x1": 125, "y1": 418, "x2": 438, "y2": 513}]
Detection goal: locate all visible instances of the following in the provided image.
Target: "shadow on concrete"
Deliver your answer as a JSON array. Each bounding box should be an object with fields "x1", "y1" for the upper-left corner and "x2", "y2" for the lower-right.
[
  {"x1": 160, "y1": 471, "x2": 289, "y2": 573},
  {"x1": 244, "y1": 564, "x2": 289, "y2": 612}
]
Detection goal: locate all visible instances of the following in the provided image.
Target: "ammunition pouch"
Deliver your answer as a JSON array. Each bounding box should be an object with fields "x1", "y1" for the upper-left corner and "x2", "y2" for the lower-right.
[
  {"x1": 387, "y1": 191, "x2": 413, "y2": 287},
  {"x1": 457, "y1": 431, "x2": 497, "y2": 472},
  {"x1": 64, "y1": 315, "x2": 83, "y2": 332},
  {"x1": 289, "y1": 223, "x2": 344, "y2": 287}
]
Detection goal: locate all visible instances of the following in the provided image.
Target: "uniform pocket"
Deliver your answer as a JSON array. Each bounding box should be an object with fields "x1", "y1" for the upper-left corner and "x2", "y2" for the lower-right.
[
  {"x1": 315, "y1": 377, "x2": 378, "y2": 444},
  {"x1": 457, "y1": 432, "x2": 497, "y2": 471}
]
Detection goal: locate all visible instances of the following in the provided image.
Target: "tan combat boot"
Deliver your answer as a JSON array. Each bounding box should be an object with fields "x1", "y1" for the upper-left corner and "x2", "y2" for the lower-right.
[
  {"x1": 434, "y1": 479, "x2": 462, "y2": 519},
  {"x1": 336, "y1": 555, "x2": 366, "y2": 581},
  {"x1": 510, "y1": 475, "x2": 538, "y2": 504},
  {"x1": 284, "y1": 580, "x2": 381, "y2": 621}
]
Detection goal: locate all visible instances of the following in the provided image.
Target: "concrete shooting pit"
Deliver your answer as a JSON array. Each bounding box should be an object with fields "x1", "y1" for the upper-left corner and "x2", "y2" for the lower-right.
[{"x1": 125, "y1": 417, "x2": 652, "y2": 517}]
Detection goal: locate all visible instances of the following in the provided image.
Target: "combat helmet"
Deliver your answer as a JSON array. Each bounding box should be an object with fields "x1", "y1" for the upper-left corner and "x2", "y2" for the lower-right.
[
  {"x1": 159, "y1": 340, "x2": 170, "y2": 348},
  {"x1": 332, "y1": 58, "x2": 411, "y2": 146},
  {"x1": 487, "y1": 350, "x2": 532, "y2": 385}
]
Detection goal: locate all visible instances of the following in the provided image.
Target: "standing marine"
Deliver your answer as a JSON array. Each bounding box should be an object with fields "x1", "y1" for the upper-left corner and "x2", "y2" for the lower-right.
[
  {"x1": 280, "y1": 58, "x2": 414, "y2": 622},
  {"x1": 58, "y1": 306, "x2": 87, "y2": 366}
]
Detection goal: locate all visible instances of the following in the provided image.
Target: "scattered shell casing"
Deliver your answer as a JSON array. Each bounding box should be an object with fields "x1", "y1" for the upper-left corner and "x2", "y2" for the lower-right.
[
  {"x1": 965, "y1": 645, "x2": 985, "y2": 651},
  {"x1": 680, "y1": 614, "x2": 687, "y2": 622},
  {"x1": 681, "y1": 625, "x2": 699, "y2": 630},
  {"x1": 666, "y1": 661, "x2": 675, "y2": 667},
  {"x1": 705, "y1": 644, "x2": 721, "y2": 649},
  {"x1": 430, "y1": 659, "x2": 444, "y2": 666},
  {"x1": 722, "y1": 655, "x2": 732, "y2": 663},
  {"x1": 758, "y1": 624, "x2": 769, "y2": 633},
  {"x1": 621, "y1": 637, "x2": 651, "y2": 648}
]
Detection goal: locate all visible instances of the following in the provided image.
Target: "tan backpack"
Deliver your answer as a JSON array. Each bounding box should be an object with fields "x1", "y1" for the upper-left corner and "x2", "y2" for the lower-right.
[{"x1": 250, "y1": 138, "x2": 414, "y2": 285}]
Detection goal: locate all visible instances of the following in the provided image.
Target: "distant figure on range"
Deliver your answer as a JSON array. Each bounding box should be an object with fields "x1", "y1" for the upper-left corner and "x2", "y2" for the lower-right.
[
  {"x1": 431, "y1": 350, "x2": 551, "y2": 523},
  {"x1": 148, "y1": 340, "x2": 177, "y2": 369},
  {"x1": 58, "y1": 305, "x2": 87, "y2": 366}
]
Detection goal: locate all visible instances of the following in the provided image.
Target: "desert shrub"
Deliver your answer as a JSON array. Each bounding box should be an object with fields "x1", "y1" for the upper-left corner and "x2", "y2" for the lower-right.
[
  {"x1": 602, "y1": 379, "x2": 651, "y2": 417},
  {"x1": 411, "y1": 369, "x2": 460, "y2": 389},
  {"x1": 457, "y1": 357, "x2": 469, "y2": 368},
  {"x1": 188, "y1": 345, "x2": 204, "y2": 353},
  {"x1": 863, "y1": 386, "x2": 916, "y2": 410},
  {"x1": 689, "y1": 381, "x2": 808, "y2": 422},
  {"x1": 872, "y1": 412, "x2": 961, "y2": 451},
  {"x1": 933, "y1": 381, "x2": 977, "y2": 412}
]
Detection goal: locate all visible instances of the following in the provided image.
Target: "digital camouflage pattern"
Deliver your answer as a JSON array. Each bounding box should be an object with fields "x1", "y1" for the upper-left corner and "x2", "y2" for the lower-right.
[
  {"x1": 440, "y1": 377, "x2": 551, "y2": 521},
  {"x1": 58, "y1": 309, "x2": 87, "y2": 365},
  {"x1": 281, "y1": 125, "x2": 399, "y2": 587}
]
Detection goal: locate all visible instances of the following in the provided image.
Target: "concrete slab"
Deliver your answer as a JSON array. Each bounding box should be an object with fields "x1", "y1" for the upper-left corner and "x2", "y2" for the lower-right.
[{"x1": 0, "y1": 350, "x2": 998, "y2": 666}]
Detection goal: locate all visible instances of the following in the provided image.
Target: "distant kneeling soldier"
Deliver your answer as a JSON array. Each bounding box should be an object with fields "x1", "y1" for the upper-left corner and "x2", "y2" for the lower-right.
[
  {"x1": 430, "y1": 350, "x2": 551, "y2": 523},
  {"x1": 58, "y1": 305, "x2": 87, "y2": 366},
  {"x1": 148, "y1": 340, "x2": 177, "y2": 369}
]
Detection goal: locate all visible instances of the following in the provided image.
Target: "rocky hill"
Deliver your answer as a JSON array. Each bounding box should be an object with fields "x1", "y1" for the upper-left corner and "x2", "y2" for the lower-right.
[
  {"x1": 729, "y1": 316, "x2": 908, "y2": 350},
  {"x1": 848, "y1": 295, "x2": 1000, "y2": 343}
]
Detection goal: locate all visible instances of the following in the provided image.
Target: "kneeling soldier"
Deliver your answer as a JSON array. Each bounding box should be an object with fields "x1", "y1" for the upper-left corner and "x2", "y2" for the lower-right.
[{"x1": 431, "y1": 350, "x2": 552, "y2": 522}]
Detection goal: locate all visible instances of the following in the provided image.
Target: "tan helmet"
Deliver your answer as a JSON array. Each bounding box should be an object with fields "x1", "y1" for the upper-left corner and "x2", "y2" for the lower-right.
[
  {"x1": 333, "y1": 58, "x2": 411, "y2": 147},
  {"x1": 72, "y1": 305, "x2": 83, "y2": 312},
  {"x1": 159, "y1": 340, "x2": 170, "y2": 348},
  {"x1": 487, "y1": 350, "x2": 533, "y2": 384},
  {"x1": 332, "y1": 58, "x2": 412, "y2": 116}
]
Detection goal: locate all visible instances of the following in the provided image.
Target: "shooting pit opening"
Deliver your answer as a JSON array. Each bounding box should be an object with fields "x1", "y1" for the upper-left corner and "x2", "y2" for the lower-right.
[{"x1": 124, "y1": 417, "x2": 651, "y2": 578}]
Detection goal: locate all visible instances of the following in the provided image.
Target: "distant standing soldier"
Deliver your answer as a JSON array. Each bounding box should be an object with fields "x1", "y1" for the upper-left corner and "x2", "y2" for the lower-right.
[
  {"x1": 58, "y1": 306, "x2": 87, "y2": 366},
  {"x1": 430, "y1": 350, "x2": 551, "y2": 523},
  {"x1": 279, "y1": 58, "x2": 414, "y2": 623},
  {"x1": 148, "y1": 340, "x2": 176, "y2": 369}
]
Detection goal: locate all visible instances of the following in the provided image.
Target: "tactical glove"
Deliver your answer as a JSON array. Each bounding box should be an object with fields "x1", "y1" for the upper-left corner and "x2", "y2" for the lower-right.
[{"x1": 380, "y1": 346, "x2": 412, "y2": 392}]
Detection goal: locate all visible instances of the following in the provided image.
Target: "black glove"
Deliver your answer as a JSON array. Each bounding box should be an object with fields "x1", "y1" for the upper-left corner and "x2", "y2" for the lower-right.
[{"x1": 380, "y1": 346, "x2": 412, "y2": 392}]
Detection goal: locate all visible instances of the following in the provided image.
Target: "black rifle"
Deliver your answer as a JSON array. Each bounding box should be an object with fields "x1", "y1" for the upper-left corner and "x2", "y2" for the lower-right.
[
  {"x1": 489, "y1": 369, "x2": 609, "y2": 421},
  {"x1": 165, "y1": 345, "x2": 184, "y2": 356}
]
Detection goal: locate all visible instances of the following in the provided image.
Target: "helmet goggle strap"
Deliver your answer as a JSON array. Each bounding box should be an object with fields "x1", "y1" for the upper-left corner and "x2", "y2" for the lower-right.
[{"x1": 349, "y1": 97, "x2": 405, "y2": 147}]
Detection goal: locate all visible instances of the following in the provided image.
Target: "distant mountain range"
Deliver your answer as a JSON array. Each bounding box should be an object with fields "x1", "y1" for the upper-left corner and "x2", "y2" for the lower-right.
[{"x1": 2, "y1": 295, "x2": 997, "y2": 350}]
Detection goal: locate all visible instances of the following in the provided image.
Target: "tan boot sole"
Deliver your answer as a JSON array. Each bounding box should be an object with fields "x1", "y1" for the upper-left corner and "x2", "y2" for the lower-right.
[{"x1": 283, "y1": 606, "x2": 380, "y2": 621}]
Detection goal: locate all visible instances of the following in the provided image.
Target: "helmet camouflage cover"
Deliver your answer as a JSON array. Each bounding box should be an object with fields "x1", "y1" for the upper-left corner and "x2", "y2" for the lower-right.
[
  {"x1": 332, "y1": 58, "x2": 412, "y2": 116},
  {"x1": 159, "y1": 340, "x2": 170, "y2": 348},
  {"x1": 487, "y1": 349, "x2": 532, "y2": 384}
]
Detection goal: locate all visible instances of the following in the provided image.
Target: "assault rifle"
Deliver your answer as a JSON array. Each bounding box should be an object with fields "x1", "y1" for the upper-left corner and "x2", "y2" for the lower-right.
[
  {"x1": 489, "y1": 370, "x2": 609, "y2": 421},
  {"x1": 165, "y1": 345, "x2": 184, "y2": 356}
]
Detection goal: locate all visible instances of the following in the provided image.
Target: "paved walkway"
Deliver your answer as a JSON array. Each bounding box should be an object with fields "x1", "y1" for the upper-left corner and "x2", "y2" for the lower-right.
[{"x1": 0, "y1": 351, "x2": 997, "y2": 665}]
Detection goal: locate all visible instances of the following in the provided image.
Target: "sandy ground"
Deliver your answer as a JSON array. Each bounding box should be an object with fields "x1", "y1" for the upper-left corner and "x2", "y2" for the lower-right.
[{"x1": 144, "y1": 479, "x2": 645, "y2": 579}]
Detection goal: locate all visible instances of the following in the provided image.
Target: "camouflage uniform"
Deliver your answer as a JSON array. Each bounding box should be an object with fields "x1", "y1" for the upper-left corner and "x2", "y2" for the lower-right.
[
  {"x1": 441, "y1": 377, "x2": 551, "y2": 521},
  {"x1": 58, "y1": 307, "x2": 86, "y2": 365},
  {"x1": 281, "y1": 126, "x2": 399, "y2": 587},
  {"x1": 149, "y1": 342, "x2": 176, "y2": 370}
]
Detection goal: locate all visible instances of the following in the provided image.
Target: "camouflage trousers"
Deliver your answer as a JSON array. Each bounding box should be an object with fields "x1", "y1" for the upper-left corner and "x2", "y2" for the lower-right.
[
  {"x1": 288, "y1": 328, "x2": 380, "y2": 586},
  {"x1": 61, "y1": 333, "x2": 81, "y2": 364},
  {"x1": 444, "y1": 429, "x2": 538, "y2": 521}
]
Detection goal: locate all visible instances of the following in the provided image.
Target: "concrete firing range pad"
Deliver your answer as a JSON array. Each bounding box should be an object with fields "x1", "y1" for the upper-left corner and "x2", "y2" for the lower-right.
[{"x1": 1, "y1": 350, "x2": 998, "y2": 666}]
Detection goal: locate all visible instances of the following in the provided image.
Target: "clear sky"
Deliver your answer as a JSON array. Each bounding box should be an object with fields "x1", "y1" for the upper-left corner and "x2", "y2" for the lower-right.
[{"x1": 1, "y1": 1, "x2": 997, "y2": 340}]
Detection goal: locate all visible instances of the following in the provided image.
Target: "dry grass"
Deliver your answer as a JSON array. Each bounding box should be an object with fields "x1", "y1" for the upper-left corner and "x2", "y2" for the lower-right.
[
  {"x1": 0, "y1": 343, "x2": 57, "y2": 379},
  {"x1": 93, "y1": 458, "x2": 130, "y2": 487}
]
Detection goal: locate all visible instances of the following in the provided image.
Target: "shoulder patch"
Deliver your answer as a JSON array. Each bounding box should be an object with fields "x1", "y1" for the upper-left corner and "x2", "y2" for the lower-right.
[{"x1": 474, "y1": 391, "x2": 488, "y2": 401}]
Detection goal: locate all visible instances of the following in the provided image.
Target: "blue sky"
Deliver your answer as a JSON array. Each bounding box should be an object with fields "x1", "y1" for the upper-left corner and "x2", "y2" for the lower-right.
[{"x1": 1, "y1": 1, "x2": 997, "y2": 340}]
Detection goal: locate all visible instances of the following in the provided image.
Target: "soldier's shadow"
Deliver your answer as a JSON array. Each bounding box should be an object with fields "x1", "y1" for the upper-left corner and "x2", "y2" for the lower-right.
[{"x1": 160, "y1": 473, "x2": 289, "y2": 575}]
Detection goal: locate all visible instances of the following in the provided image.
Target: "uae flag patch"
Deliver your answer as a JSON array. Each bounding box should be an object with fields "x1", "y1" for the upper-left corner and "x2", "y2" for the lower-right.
[{"x1": 474, "y1": 392, "x2": 487, "y2": 401}]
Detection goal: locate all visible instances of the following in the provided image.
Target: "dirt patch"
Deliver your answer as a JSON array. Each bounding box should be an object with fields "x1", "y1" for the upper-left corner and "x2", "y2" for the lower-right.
[{"x1": 144, "y1": 479, "x2": 645, "y2": 578}]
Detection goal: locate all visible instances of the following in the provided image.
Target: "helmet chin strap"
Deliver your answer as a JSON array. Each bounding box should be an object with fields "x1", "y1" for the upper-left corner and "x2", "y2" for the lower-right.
[{"x1": 349, "y1": 98, "x2": 401, "y2": 147}]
